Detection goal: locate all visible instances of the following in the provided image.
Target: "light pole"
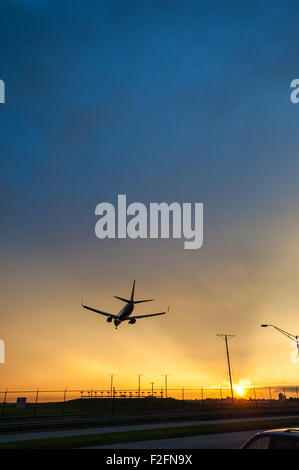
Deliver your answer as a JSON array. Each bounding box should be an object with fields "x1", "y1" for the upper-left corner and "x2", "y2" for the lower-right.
[
  {"x1": 261, "y1": 324, "x2": 299, "y2": 355},
  {"x1": 217, "y1": 334, "x2": 235, "y2": 401},
  {"x1": 136, "y1": 374, "x2": 143, "y2": 399},
  {"x1": 151, "y1": 382, "x2": 155, "y2": 396},
  {"x1": 162, "y1": 375, "x2": 170, "y2": 398},
  {"x1": 110, "y1": 374, "x2": 117, "y2": 396}
]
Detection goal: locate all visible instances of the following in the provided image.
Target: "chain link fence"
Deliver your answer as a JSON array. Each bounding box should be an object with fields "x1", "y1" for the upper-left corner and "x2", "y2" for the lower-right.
[{"x1": 0, "y1": 386, "x2": 299, "y2": 421}]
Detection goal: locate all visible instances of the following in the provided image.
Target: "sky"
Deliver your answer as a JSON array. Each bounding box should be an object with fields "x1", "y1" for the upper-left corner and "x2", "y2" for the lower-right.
[{"x1": 1, "y1": 0, "x2": 299, "y2": 393}]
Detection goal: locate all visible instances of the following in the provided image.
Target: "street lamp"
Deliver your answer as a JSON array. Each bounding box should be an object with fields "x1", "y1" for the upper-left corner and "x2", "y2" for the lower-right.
[
  {"x1": 261, "y1": 324, "x2": 299, "y2": 355},
  {"x1": 109, "y1": 374, "x2": 118, "y2": 396},
  {"x1": 161, "y1": 375, "x2": 170, "y2": 398},
  {"x1": 135, "y1": 373, "x2": 143, "y2": 399}
]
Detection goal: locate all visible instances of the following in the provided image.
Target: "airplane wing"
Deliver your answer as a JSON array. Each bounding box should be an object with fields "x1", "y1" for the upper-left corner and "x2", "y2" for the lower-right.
[
  {"x1": 129, "y1": 312, "x2": 166, "y2": 319},
  {"x1": 129, "y1": 307, "x2": 170, "y2": 320},
  {"x1": 82, "y1": 304, "x2": 119, "y2": 319}
]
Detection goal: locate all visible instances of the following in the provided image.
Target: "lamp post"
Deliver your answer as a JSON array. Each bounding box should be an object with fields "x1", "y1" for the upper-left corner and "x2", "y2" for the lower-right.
[
  {"x1": 261, "y1": 324, "x2": 299, "y2": 355},
  {"x1": 136, "y1": 374, "x2": 143, "y2": 399},
  {"x1": 110, "y1": 374, "x2": 117, "y2": 397},
  {"x1": 161, "y1": 375, "x2": 170, "y2": 398}
]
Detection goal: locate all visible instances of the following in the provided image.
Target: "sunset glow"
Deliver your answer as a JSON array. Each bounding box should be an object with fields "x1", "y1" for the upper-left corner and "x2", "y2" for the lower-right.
[{"x1": 1, "y1": 2, "x2": 299, "y2": 393}]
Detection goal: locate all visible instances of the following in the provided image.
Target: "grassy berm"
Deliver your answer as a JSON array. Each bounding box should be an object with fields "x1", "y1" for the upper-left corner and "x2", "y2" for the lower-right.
[{"x1": 1, "y1": 416, "x2": 299, "y2": 449}]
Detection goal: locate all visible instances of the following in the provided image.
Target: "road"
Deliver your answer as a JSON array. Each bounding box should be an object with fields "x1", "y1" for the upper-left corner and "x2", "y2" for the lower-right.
[
  {"x1": 90, "y1": 430, "x2": 258, "y2": 449},
  {"x1": 0, "y1": 414, "x2": 298, "y2": 444}
]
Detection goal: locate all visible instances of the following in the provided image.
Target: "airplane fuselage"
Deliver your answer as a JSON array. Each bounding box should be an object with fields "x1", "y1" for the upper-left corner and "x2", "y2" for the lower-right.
[
  {"x1": 113, "y1": 301, "x2": 134, "y2": 327},
  {"x1": 83, "y1": 280, "x2": 168, "y2": 328}
]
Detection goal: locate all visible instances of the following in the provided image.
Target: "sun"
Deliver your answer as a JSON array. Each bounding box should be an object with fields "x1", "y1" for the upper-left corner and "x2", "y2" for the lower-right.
[
  {"x1": 233, "y1": 379, "x2": 251, "y2": 397},
  {"x1": 234, "y1": 384, "x2": 245, "y2": 396}
]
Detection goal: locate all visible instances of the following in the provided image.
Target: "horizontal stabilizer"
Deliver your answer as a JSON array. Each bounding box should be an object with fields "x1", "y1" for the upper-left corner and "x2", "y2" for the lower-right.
[
  {"x1": 114, "y1": 295, "x2": 153, "y2": 304},
  {"x1": 114, "y1": 296, "x2": 130, "y2": 303}
]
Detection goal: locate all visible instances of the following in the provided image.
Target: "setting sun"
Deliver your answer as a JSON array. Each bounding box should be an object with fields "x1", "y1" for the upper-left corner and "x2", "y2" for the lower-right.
[
  {"x1": 234, "y1": 384, "x2": 245, "y2": 396},
  {"x1": 234, "y1": 380, "x2": 252, "y2": 397}
]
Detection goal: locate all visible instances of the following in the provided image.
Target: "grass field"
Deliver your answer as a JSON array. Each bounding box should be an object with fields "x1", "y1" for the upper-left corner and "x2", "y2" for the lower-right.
[{"x1": 1, "y1": 416, "x2": 299, "y2": 449}]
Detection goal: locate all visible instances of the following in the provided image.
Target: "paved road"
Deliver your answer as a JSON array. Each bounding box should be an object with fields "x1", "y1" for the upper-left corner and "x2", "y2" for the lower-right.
[
  {"x1": 0, "y1": 415, "x2": 298, "y2": 444},
  {"x1": 91, "y1": 430, "x2": 258, "y2": 449}
]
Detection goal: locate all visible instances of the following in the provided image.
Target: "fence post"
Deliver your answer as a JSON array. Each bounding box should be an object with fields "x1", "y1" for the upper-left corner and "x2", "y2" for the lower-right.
[
  {"x1": 220, "y1": 388, "x2": 223, "y2": 408},
  {"x1": 137, "y1": 387, "x2": 141, "y2": 414},
  {"x1": 1, "y1": 389, "x2": 7, "y2": 421},
  {"x1": 62, "y1": 388, "x2": 67, "y2": 417},
  {"x1": 34, "y1": 389, "x2": 39, "y2": 417},
  {"x1": 283, "y1": 387, "x2": 287, "y2": 407},
  {"x1": 111, "y1": 386, "x2": 115, "y2": 415},
  {"x1": 269, "y1": 387, "x2": 273, "y2": 408},
  {"x1": 160, "y1": 388, "x2": 163, "y2": 410},
  {"x1": 89, "y1": 389, "x2": 93, "y2": 415},
  {"x1": 253, "y1": 388, "x2": 258, "y2": 408}
]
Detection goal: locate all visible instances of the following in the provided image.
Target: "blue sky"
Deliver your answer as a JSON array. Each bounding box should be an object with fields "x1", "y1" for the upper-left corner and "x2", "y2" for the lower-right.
[
  {"x1": 2, "y1": 1, "x2": 299, "y2": 387},
  {"x1": 1, "y1": 1, "x2": 299, "y2": 250}
]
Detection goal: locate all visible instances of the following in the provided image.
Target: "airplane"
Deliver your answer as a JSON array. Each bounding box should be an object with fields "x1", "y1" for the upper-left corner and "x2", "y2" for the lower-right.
[{"x1": 82, "y1": 280, "x2": 169, "y2": 329}]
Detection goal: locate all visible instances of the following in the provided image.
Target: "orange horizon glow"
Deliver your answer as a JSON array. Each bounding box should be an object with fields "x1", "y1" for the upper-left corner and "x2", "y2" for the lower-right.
[{"x1": 2, "y1": 212, "x2": 299, "y2": 390}]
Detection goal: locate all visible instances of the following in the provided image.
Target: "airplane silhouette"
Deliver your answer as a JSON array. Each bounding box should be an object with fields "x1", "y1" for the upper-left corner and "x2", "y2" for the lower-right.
[{"x1": 82, "y1": 280, "x2": 169, "y2": 329}]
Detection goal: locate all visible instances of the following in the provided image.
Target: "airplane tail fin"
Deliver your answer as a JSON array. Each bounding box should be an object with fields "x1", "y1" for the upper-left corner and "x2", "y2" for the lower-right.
[
  {"x1": 114, "y1": 280, "x2": 136, "y2": 304},
  {"x1": 131, "y1": 280, "x2": 153, "y2": 303},
  {"x1": 130, "y1": 279, "x2": 136, "y2": 302},
  {"x1": 114, "y1": 280, "x2": 154, "y2": 304}
]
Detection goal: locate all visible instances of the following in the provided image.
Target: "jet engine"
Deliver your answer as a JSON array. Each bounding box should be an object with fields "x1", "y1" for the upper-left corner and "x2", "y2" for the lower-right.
[
  {"x1": 106, "y1": 317, "x2": 113, "y2": 323},
  {"x1": 128, "y1": 318, "x2": 136, "y2": 324}
]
